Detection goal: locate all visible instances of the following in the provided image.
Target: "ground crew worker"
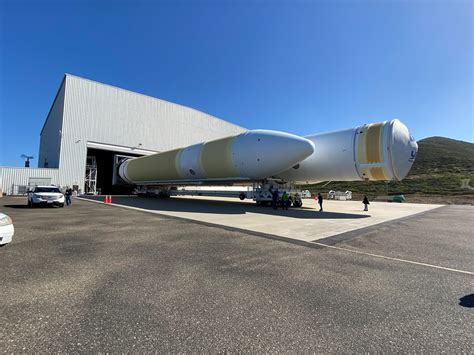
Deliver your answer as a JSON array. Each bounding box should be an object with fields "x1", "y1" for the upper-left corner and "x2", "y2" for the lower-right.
[
  {"x1": 363, "y1": 195, "x2": 370, "y2": 211},
  {"x1": 281, "y1": 191, "x2": 289, "y2": 210},
  {"x1": 65, "y1": 187, "x2": 73, "y2": 206},
  {"x1": 271, "y1": 189, "x2": 279, "y2": 210},
  {"x1": 317, "y1": 192, "x2": 323, "y2": 212}
]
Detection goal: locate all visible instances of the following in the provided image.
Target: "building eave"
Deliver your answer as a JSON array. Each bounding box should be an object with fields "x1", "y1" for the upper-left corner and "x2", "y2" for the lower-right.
[{"x1": 39, "y1": 74, "x2": 67, "y2": 137}]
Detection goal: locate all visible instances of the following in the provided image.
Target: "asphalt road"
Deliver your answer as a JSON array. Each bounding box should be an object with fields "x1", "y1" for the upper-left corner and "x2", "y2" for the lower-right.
[{"x1": 0, "y1": 196, "x2": 473, "y2": 352}]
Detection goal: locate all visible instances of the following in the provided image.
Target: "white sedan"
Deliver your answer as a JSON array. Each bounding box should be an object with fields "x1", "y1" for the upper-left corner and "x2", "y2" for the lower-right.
[
  {"x1": 0, "y1": 213, "x2": 14, "y2": 247},
  {"x1": 28, "y1": 186, "x2": 65, "y2": 207}
]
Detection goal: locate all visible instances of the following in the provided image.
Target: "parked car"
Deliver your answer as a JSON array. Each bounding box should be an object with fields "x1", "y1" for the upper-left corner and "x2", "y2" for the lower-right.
[
  {"x1": 300, "y1": 190, "x2": 312, "y2": 198},
  {"x1": 0, "y1": 213, "x2": 14, "y2": 247},
  {"x1": 328, "y1": 190, "x2": 353, "y2": 200},
  {"x1": 387, "y1": 194, "x2": 406, "y2": 203},
  {"x1": 27, "y1": 186, "x2": 65, "y2": 207}
]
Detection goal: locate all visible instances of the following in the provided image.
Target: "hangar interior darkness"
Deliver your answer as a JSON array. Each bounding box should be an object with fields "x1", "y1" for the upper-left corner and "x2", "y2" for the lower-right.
[{"x1": 86, "y1": 148, "x2": 141, "y2": 195}]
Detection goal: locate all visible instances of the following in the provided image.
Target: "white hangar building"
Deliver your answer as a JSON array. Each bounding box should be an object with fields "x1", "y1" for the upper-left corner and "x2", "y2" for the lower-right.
[{"x1": 0, "y1": 74, "x2": 245, "y2": 195}]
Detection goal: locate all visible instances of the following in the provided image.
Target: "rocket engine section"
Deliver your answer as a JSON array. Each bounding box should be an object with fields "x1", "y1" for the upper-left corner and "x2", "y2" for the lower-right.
[
  {"x1": 277, "y1": 119, "x2": 418, "y2": 184},
  {"x1": 118, "y1": 130, "x2": 315, "y2": 185}
]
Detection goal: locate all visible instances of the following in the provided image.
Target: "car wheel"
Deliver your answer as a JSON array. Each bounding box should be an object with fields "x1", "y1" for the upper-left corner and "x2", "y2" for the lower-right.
[{"x1": 60, "y1": 203, "x2": 64, "y2": 207}]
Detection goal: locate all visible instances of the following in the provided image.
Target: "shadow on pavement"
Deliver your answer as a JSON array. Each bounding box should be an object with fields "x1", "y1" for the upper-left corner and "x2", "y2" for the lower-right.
[
  {"x1": 3, "y1": 204, "x2": 30, "y2": 209},
  {"x1": 83, "y1": 196, "x2": 370, "y2": 220},
  {"x1": 3, "y1": 204, "x2": 62, "y2": 209},
  {"x1": 459, "y1": 294, "x2": 474, "y2": 308}
]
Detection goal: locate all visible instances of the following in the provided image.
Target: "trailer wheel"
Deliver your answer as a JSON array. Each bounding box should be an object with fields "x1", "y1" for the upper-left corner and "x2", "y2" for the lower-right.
[
  {"x1": 239, "y1": 193, "x2": 246, "y2": 200},
  {"x1": 293, "y1": 200, "x2": 302, "y2": 208}
]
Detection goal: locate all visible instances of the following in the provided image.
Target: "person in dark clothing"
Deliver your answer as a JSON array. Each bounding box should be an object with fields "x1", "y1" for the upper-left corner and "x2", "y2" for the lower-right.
[
  {"x1": 363, "y1": 195, "x2": 370, "y2": 211},
  {"x1": 65, "y1": 187, "x2": 73, "y2": 206},
  {"x1": 317, "y1": 193, "x2": 323, "y2": 211},
  {"x1": 271, "y1": 189, "x2": 279, "y2": 210}
]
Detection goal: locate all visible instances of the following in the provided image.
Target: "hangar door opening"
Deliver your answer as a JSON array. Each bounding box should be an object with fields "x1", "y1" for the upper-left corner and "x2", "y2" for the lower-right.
[{"x1": 85, "y1": 146, "x2": 145, "y2": 195}]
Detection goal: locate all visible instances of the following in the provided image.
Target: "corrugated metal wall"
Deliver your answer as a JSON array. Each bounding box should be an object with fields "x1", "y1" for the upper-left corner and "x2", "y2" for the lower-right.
[
  {"x1": 54, "y1": 74, "x2": 246, "y2": 191},
  {"x1": 0, "y1": 167, "x2": 59, "y2": 195}
]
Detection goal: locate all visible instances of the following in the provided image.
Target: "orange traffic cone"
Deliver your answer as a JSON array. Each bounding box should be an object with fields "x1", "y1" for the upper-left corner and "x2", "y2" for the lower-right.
[
  {"x1": 108, "y1": 195, "x2": 113, "y2": 203},
  {"x1": 103, "y1": 195, "x2": 108, "y2": 203}
]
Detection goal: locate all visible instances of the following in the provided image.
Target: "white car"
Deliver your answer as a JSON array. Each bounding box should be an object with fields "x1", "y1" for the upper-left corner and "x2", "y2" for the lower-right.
[
  {"x1": 28, "y1": 186, "x2": 65, "y2": 207},
  {"x1": 300, "y1": 190, "x2": 312, "y2": 198},
  {"x1": 0, "y1": 213, "x2": 14, "y2": 247}
]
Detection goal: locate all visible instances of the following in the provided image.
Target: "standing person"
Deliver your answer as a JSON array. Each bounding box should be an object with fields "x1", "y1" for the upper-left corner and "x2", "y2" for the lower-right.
[
  {"x1": 363, "y1": 195, "x2": 370, "y2": 211},
  {"x1": 317, "y1": 192, "x2": 323, "y2": 212},
  {"x1": 65, "y1": 187, "x2": 73, "y2": 206},
  {"x1": 281, "y1": 191, "x2": 289, "y2": 210},
  {"x1": 271, "y1": 189, "x2": 279, "y2": 210}
]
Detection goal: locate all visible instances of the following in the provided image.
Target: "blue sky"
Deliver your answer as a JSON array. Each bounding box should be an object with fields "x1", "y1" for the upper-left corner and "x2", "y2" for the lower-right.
[{"x1": 0, "y1": 0, "x2": 472, "y2": 167}]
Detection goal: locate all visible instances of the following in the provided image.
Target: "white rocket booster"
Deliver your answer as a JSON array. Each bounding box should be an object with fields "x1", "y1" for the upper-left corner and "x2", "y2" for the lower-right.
[
  {"x1": 118, "y1": 130, "x2": 315, "y2": 185},
  {"x1": 277, "y1": 119, "x2": 418, "y2": 183},
  {"x1": 117, "y1": 119, "x2": 418, "y2": 186}
]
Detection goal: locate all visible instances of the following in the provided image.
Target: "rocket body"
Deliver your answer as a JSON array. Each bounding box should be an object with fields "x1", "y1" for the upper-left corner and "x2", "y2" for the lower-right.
[
  {"x1": 277, "y1": 119, "x2": 418, "y2": 183},
  {"x1": 118, "y1": 130, "x2": 315, "y2": 185},
  {"x1": 118, "y1": 120, "x2": 418, "y2": 186}
]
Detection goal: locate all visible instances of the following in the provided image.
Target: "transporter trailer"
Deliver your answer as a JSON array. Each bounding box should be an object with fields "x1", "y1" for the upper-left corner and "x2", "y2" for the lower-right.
[{"x1": 133, "y1": 181, "x2": 306, "y2": 208}]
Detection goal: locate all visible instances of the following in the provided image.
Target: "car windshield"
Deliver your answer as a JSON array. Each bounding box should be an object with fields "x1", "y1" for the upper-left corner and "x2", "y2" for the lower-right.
[{"x1": 34, "y1": 187, "x2": 61, "y2": 193}]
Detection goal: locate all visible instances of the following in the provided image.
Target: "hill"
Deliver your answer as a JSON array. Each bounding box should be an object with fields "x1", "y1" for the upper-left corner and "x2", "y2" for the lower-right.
[
  {"x1": 409, "y1": 136, "x2": 474, "y2": 175},
  {"x1": 304, "y1": 136, "x2": 474, "y2": 203}
]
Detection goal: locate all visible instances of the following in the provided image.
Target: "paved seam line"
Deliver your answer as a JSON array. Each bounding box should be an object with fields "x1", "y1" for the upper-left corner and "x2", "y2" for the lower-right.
[
  {"x1": 78, "y1": 198, "x2": 473, "y2": 275},
  {"x1": 310, "y1": 241, "x2": 474, "y2": 276},
  {"x1": 313, "y1": 206, "x2": 445, "y2": 245}
]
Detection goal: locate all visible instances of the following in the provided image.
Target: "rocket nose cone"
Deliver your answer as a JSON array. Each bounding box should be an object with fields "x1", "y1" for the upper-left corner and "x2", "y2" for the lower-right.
[
  {"x1": 389, "y1": 120, "x2": 418, "y2": 180},
  {"x1": 233, "y1": 130, "x2": 315, "y2": 179},
  {"x1": 253, "y1": 130, "x2": 315, "y2": 163},
  {"x1": 283, "y1": 134, "x2": 315, "y2": 162}
]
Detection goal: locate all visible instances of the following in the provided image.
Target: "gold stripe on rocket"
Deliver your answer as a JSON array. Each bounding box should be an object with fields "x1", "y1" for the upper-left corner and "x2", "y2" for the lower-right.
[
  {"x1": 357, "y1": 126, "x2": 368, "y2": 164},
  {"x1": 200, "y1": 136, "x2": 238, "y2": 178},
  {"x1": 360, "y1": 166, "x2": 389, "y2": 181},
  {"x1": 365, "y1": 123, "x2": 383, "y2": 163},
  {"x1": 369, "y1": 167, "x2": 389, "y2": 180},
  {"x1": 125, "y1": 148, "x2": 182, "y2": 182}
]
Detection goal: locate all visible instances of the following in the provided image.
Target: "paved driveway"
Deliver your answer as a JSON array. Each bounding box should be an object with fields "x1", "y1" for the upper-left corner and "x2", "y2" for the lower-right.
[{"x1": 0, "y1": 197, "x2": 472, "y2": 352}]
